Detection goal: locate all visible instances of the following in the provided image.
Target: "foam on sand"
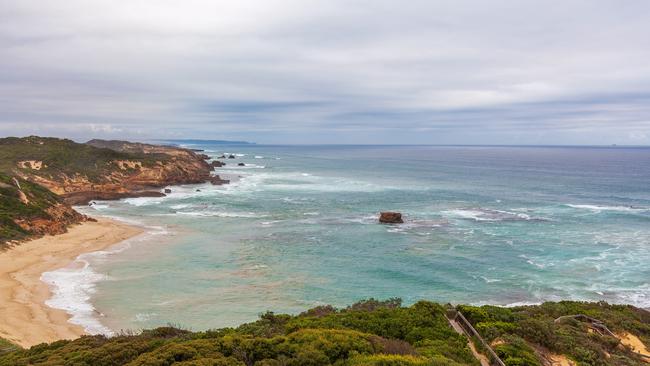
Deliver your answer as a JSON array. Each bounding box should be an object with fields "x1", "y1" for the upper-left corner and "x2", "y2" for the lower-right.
[
  {"x1": 41, "y1": 258, "x2": 114, "y2": 335},
  {"x1": 0, "y1": 219, "x2": 142, "y2": 348},
  {"x1": 39, "y1": 219, "x2": 168, "y2": 337}
]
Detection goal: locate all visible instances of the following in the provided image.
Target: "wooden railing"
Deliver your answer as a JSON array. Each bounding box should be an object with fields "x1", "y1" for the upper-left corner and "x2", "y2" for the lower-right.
[{"x1": 447, "y1": 309, "x2": 506, "y2": 366}]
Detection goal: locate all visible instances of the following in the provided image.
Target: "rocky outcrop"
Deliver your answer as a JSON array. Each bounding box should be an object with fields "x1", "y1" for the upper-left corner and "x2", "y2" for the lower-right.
[
  {"x1": 211, "y1": 161, "x2": 225, "y2": 168},
  {"x1": 13, "y1": 203, "x2": 90, "y2": 237},
  {"x1": 379, "y1": 212, "x2": 403, "y2": 224},
  {"x1": 210, "y1": 175, "x2": 230, "y2": 185},
  {"x1": 0, "y1": 172, "x2": 90, "y2": 244},
  {"x1": 0, "y1": 137, "x2": 234, "y2": 244},
  {"x1": 6, "y1": 138, "x2": 218, "y2": 205}
]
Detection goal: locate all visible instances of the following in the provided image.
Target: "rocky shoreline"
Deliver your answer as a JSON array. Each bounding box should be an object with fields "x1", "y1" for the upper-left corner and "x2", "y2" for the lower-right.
[
  {"x1": 0, "y1": 137, "x2": 233, "y2": 243},
  {"x1": 29, "y1": 139, "x2": 231, "y2": 205}
]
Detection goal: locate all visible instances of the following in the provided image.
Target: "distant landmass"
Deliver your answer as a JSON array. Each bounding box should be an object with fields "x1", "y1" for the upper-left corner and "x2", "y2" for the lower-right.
[{"x1": 162, "y1": 139, "x2": 255, "y2": 145}]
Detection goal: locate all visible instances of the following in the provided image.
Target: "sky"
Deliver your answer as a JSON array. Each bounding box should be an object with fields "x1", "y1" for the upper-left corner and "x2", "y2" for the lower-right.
[{"x1": 1, "y1": 0, "x2": 649, "y2": 145}]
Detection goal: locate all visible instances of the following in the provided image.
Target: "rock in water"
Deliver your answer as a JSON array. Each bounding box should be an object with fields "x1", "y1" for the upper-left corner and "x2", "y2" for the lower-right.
[
  {"x1": 210, "y1": 175, "x2": 230, "y2": 185},
  {"x1": 164, "y1": 188, "x2": 172, "y2": 193},
  {"x1": 228, "y1": 154, "x2": 236, "y2": 159},
  {"x1": 379, "y1": 212, "x2": 403, "y2": 224},
  {"x1": 237, "y1": 162, "x2": 245, "y2": 166}
]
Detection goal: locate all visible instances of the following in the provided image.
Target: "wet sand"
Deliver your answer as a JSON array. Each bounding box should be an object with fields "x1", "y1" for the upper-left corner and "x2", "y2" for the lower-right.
[{"x1": 0, "y1": 218, "x2": 142, "y2": 348}]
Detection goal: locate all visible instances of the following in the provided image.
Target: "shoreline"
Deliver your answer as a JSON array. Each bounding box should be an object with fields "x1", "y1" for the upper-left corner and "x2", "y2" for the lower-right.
[{"x1": 0, "y1": 218, "x2": 143, "y2": 348}]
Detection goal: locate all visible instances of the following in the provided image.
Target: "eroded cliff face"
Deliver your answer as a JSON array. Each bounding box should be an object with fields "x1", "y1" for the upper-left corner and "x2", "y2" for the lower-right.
[
  {"x1": 0, "y1": 173, "x2": 90, "y2": 245},
  {"x1": 1, "y1": 137, "x2": 220, "y2": 244},
  {"x1": 12, "y1": 202, "x2": 90, "y2": 237},
  {"x1": 14, "y1": 139, "x2": 214, "y2": 205}
]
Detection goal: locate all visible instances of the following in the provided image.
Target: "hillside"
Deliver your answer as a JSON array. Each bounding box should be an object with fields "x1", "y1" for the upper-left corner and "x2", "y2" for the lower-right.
[
  {"x1": 0, "y1": 172, "x2": 87, "y2": 247},
  {"x1": 458, "y1": 301, "x2": 650, "y2": 365},
  {"x1": 0, "y1": 136, "x2": 220, "y2": 244},
  {"x1": 0, "y1": 300, "x2": 648, "y2": 366},
  {"x1": 0, "y1": 136, "x2": 214, "y2": 204}
]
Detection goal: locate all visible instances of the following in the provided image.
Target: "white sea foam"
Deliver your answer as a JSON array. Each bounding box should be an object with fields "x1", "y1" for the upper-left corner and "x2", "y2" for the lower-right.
[
  {"x1": 480, "y1": 276, "x2": 502, "y2": 283},
  {"x1": 40, "y1": 216, "x2": 170, "y2": 336},
  {"x1": 170, "y1": 203, "x2": 192, "y2": 210},
  {"x1": 443, "y1": 208, "x2": 540, "y2": 222},
  {"x1": 503, "y1": 301, "x2": 543, "y2": 307},
  {"x1": 223, "y1": 163, "x2": 266, "y2": 169},
  {"x1": 519, "y1": 254, "x2": 548, "y2": 269},
  {"x1": 214, "y1": 171, "x2": 388, "y2": 194},
  {"x1": 566, "y1": 204, "x2": 649, "y2": 213},
  {"x1": 123, "y1": 196, "x2": 165, "y2": 206},
  {"x1": 133, "y1": 312, "x2": 158, "y2": 322},
  {"x1": 254, "y1": 156, "x2": 264, "y2": 159},
  {"x1": 41, "y1": 258, "x2": 114, "y2": 335},
  {"x1": 88, "y1": 203, "x2": 110, "y2": 210},
  {"x1": 176, "y1": 211, "x2": 264, "y2": 218}
]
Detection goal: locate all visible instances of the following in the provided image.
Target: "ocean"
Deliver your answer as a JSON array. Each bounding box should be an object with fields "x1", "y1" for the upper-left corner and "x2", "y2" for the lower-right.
[{"x1": 41, "y1": 144, "x2": 650, "y2": 335}]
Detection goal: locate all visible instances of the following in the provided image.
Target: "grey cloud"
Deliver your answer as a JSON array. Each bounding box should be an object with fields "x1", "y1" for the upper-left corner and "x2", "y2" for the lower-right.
[{"x1": 0, "y1": 0, "x2": 649, "y2": 144}]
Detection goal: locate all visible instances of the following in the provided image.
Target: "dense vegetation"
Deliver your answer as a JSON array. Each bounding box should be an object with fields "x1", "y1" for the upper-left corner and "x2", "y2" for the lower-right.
[
  {"x1": 0, "y1": 172, "x2": 64, "y2": 245},
  {"x1": 458, "y1": 301, "x2": 650, "y2": 365},
  {"x1": 0, "y1": 136, "x2": 165, "y2": 180},
  {"x1": 0, "y1": 299, "x2": 648, "y2": 366},
  {"x1": 0, "y1": 299, "x2": 477, "y2": 366}
]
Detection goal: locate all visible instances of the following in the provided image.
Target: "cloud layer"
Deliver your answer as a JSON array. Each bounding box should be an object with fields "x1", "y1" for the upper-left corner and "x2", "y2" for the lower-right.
[{"x1": 1, "y1": 0, "x2": 649, "y2": 144}]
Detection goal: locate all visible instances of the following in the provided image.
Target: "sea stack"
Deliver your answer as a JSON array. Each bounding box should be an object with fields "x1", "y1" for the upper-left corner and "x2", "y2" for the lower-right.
[{"x1": 379, "y1": 212, "x2": 403, "y2": 224}]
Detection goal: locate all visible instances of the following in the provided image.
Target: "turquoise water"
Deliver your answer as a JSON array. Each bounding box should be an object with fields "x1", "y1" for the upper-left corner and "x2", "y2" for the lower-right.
[{"x1": 44, "y1": 145, "x2": 650, "y2": 334}]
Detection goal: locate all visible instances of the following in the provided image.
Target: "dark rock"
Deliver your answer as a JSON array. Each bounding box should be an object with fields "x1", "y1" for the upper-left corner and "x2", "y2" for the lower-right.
[
  {"x1": 164, "y1": 188, "x2": 172, "y2": 193},
  {"x1": 210, "y1": 175, "x2": 230, "y2": 185},
  {"x1": 198, "y1": 153, "x2": 210, "y2": 160},
  {"x1": 379, "y1": 212, "x2": 403, "y2": 224},
  {"x1": 228, "y1": 154, "x2": 236, "y2": 159},
  {"x1": 196, "y1": 189, "x2": 201, "y2": 192},
  {"x1": 217, "y1": 155, "x2": 226, "y2": 159},
  {"x1": 237, "y1": 162, "x2": 245, "y2": 166},
  {"x1": 211, "y1": 160, "x2": 225, "y2": 168}
]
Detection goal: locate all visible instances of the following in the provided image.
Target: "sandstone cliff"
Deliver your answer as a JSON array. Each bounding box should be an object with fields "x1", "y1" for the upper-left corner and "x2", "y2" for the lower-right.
[
  {"x1": 0, "y1": 172, "x2": 89, "y2": 246},
  {"x1": 0, "y1": 136, "x2": 215, "y2": 205},
  {"x1": 0, "y1": 136, "x2": 220, "y2": 244}
]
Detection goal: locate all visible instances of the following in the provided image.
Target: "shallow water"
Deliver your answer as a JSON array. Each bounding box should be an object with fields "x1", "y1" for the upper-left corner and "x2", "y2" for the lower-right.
[{"x1": 44, "y1": 145, "x2": 650, "y2": 334}]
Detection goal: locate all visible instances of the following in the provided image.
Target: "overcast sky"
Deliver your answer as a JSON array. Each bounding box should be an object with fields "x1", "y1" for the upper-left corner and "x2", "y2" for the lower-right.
[{"x1": 1, "y1": 0, "x2": 649, "y2": 144}]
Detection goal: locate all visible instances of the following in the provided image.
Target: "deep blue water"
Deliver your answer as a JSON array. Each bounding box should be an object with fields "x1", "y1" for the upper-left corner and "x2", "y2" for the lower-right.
[{"x1": 43, "y1": 145, "x2": 650, "y2": 334}]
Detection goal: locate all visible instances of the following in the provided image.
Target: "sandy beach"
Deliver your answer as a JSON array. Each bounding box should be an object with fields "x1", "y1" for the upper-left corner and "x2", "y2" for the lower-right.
[{"x1": 0, "y1": 218, "x2": 142, "y2": 348}]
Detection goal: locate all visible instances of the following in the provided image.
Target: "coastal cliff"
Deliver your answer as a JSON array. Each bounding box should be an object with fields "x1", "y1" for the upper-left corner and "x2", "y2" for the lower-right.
[
  {"x1": 0, "y1": 173, "x2": 89, "y2": 245},
  {"x1": 0, "y1": 136, "x2": 218, "y2": 244}
]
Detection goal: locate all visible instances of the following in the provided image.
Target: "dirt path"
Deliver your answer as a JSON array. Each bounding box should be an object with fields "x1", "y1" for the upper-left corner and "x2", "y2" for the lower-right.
[{"x1": 617, "y1": 332, "x2": 650, "y2": 362}]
